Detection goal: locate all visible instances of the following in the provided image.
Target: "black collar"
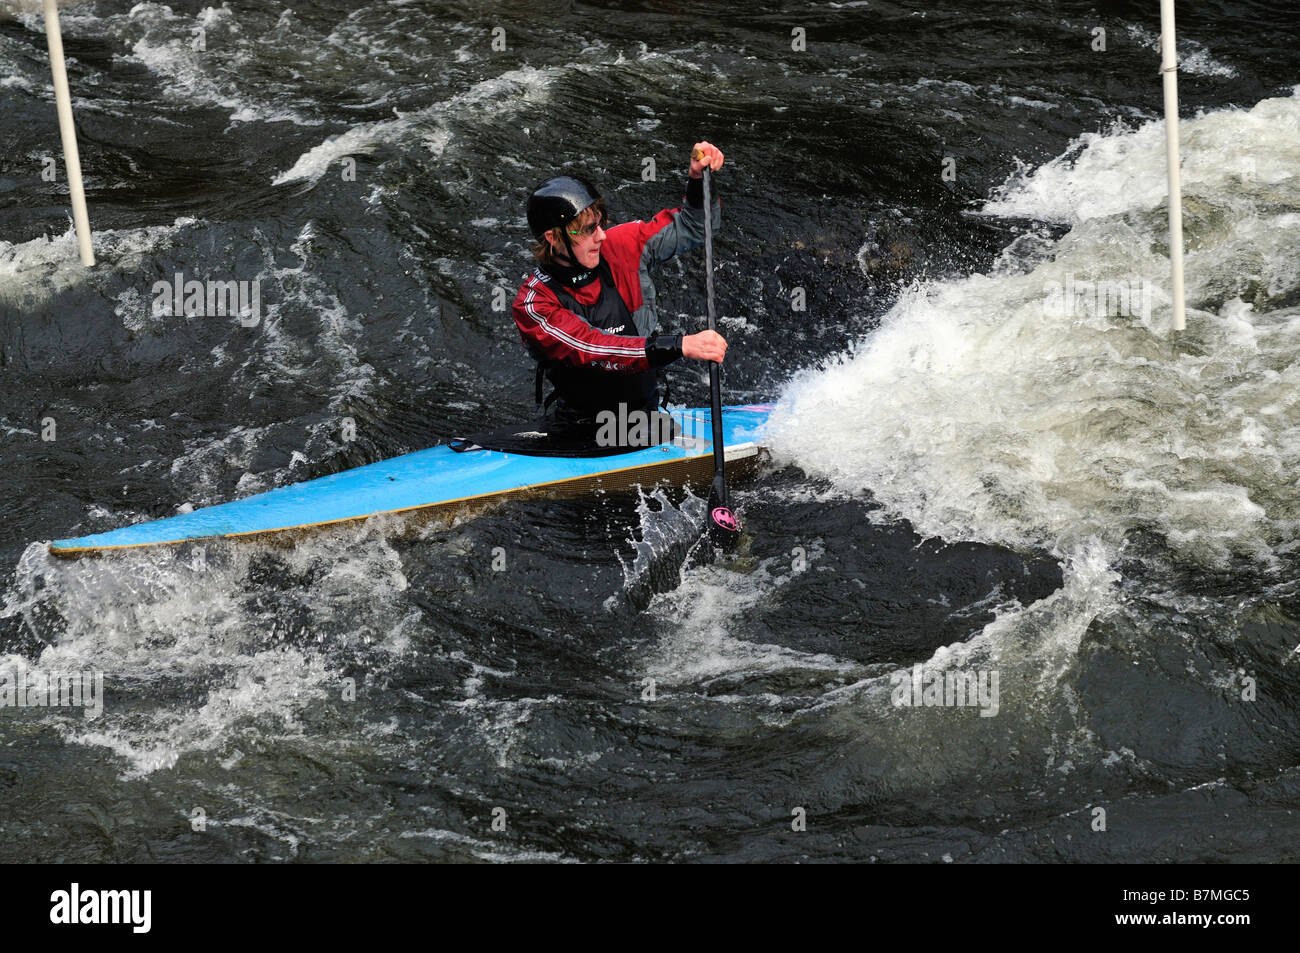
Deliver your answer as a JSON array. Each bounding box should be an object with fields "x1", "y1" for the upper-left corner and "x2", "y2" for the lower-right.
[{"x1": 542, "y1": 255, "x2": 603, "y2": 289}]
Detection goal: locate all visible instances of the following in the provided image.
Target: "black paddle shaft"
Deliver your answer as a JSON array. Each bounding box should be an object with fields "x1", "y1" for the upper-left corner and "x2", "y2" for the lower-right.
[
  {"x1": 702, "y1": 167, "x2": 728, "y2": 508},
  {"x1": 699, "y1": 164, "x2": 740, "y2": 551}
]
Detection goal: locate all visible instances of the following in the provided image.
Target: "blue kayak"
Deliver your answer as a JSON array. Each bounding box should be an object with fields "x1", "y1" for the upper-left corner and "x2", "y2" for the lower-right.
[{"x1": 48, "y1": 404, "x2": 772, "y2": 558}]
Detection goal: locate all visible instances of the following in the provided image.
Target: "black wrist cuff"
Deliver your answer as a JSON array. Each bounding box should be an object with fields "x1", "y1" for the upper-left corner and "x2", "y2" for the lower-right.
[
  {"x1": 645, "y1": 333, "x2": 684, "y2": 367},
  {"x1": 684, "y1": 174, "x2": 705, "y2": 209}
]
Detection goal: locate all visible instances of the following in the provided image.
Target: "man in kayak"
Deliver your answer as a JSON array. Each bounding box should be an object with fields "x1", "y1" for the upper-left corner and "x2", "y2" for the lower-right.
[{"x1": 512, "y1": 141, "x2": 728, "y2": 430}]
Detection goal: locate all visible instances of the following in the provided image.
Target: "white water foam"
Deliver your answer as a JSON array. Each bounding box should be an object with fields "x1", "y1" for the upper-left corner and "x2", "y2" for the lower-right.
[
  {"x1": 774, "y1": 90, "x2": 1300, "y2": 572},
  {"x1": 272, "y1": 65, "x2": 562, "y2": 186},
  {"x1": 640, "y1": 538, "x2": 859, "y2": 688},
  {"x1": 1125, "y1": 24, "x2": 1239, "y2": 79},
  {"x1": 119, "y1": 3, "x2": 323, "y2": 125},
  {"x1": 2, "y1": 526, "x2": 419, "y2": 779},
  {"x1": 983, "y1": 90, "x2": 1299, "y2": 225},
  {"x1": 0, "y1": 217, "x2": 199, "y2": 307}
]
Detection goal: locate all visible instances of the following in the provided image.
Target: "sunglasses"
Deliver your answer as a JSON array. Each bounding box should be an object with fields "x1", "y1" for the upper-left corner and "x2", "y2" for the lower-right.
[{"x1": 566, "y1": 210, "x2": 607, "y2": 237}]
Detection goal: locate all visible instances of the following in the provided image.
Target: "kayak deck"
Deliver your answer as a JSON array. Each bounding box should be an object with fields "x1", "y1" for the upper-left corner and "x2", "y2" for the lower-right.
[{"x1": 48, "y1": 405, "x2": 772, "y2": 558}]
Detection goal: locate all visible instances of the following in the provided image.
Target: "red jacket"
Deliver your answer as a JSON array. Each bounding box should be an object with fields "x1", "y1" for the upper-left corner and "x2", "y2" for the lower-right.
[{"x1": 512, "y1": 183, "x2": 721, "y2": 374}]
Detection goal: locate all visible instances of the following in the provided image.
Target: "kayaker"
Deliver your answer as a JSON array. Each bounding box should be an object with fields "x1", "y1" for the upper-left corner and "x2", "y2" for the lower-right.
[{"x1": 512, "y1": 141, "x2": 728, "y2": 426}]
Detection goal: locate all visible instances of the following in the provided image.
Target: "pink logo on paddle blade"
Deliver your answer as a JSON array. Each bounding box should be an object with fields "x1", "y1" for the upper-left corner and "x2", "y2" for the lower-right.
[{"x1": 711, "y1": 507, "x2": 738, "y2": 532}]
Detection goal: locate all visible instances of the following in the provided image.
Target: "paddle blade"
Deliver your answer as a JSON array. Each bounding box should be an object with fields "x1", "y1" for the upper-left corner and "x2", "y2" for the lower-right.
[{"x1": 706, "y1": 476, "x2": 741, "y2": 551}]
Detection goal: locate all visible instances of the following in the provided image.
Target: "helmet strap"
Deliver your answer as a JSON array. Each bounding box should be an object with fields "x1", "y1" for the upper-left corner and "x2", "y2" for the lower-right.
[{"x1": 559, "y1": 226, "x2": 578, "y2": 264}]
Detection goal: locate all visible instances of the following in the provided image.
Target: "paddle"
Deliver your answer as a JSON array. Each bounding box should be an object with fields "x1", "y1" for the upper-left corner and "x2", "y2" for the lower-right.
[{"x1": 700, "y1": 165, "x2": 740, "y2": 551}]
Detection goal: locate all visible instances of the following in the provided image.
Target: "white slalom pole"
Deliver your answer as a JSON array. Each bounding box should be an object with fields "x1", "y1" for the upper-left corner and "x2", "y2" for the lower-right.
[
  {"x1": 1160, "y1": 0, "x2": 1185, "y2": 331},
  {"x1": 42, "y1": 0, "x2": 94, "y2": 266}
]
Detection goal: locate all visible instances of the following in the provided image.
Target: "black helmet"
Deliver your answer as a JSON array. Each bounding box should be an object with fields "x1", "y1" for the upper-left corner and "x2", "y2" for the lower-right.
[{"x1": 527, "y1": 175, "x2": 601, "y2": 240}]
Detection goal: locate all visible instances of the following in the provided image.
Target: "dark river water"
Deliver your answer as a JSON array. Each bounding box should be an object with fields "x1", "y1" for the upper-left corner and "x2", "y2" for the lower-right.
[{"x1": 2, "y1": 0, "x2": 1300, "y2": 862}]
